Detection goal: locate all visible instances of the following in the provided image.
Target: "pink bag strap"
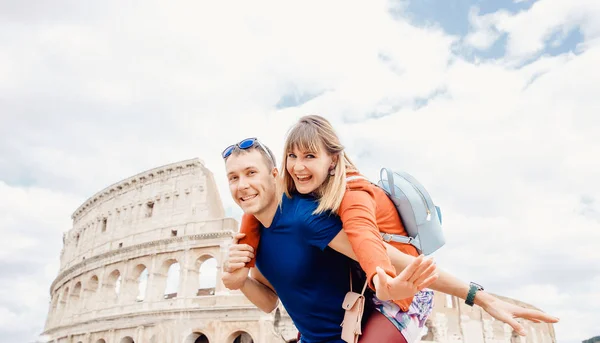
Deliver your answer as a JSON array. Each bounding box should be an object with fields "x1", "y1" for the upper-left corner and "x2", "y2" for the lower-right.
[{"x1": 349, "y1": 269, "x2": 369, "y2": 296}]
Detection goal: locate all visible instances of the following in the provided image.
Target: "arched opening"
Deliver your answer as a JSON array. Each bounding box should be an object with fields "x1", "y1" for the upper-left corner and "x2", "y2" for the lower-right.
[
  {"x1": 184, "y1": 332, "x2": 210, "y2": 343},
  {"x1": 50, "y1": 293, "x2": 58, "y2": 313},
  {"x1": 83, "y1": 275, "x2": 99, "y2": 311},
  {"x1": 48, "y1": 292, "x2": 59, "y2": 325},
  {"x1": 136, "y1": 267, "x2": 148, "y2": 302},
  {"x1": 228, "y1": 331, "x2": 254, "y2": 343},
  {"x1": 163, "y1": 260, "x2": 180, "y2": 299},
  {"x1": 120, "y1": 337, "x2": 134, "y2": 343},
  {"x1": 69, "y1": 282, "x2": 82, "y2": 313},
  {"x1": 124, "y1": 264, "x2": 148, "y2": 302},
  {"x1": 196, "y1": 256, "x2": 217, "y2": 296},
  {"x1": 95, "y1": 339, "x2": 106, "y2": 343},
  {"x1": 59, "y1": 287, "x2": 69, "y2": 315},
  {"x1": 105, "y1": 269, "x2": 121, "y2": 302}
]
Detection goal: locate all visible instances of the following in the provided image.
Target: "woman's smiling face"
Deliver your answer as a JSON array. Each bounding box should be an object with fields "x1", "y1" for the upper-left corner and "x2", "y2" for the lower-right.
[{"x1": 286, "y1": 140, "x2": 334, "y2": 194}]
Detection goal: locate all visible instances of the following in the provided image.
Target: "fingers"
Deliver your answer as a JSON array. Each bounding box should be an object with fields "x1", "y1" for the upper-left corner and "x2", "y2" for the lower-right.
[
  {"x1": 229, "y1": 247, "x2": 255, "y2": 259},
  {"x1": 397, "y1": 255, "x2": 424, "y2": 281},
  {"x1": 232, "y1": 233, "x2": 246, "y2": 244},
  {"x1": 412, "y1": 261, "x2": 438, "y2": 286},
  {"x1": 375, "y1": 267, "x2": 390, "y2": 289},
  {"x1": 225, "y1": 241, "x2": 254, "y2": 273},
  {"x1": 515, "y1": 308, "x2": 560, "y2": 323},
  {"x1": 407, "y1": 257, "x2": 435, "y2": 283},
  {"x1": 416, "y1": 273, "x2": 439, "y2": 290},
  {"x1": 223, "y1": 261, "x2": 246, "y2": 272},
  {"x1": 229, "y1": 243, "x2": 254, "y2": 254},
  {"x1": 374, "y1": 267, "x2": 393, "y2": 301},
  {"x1": 497, "y1": 313, "x2": 526, "y2": 336}
]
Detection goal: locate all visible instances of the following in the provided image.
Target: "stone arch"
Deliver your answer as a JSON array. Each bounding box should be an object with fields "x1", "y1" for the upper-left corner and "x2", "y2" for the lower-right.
[
  {"x1": 50, "y1": 292, "x2": 59, "y2": 313},
  {"x1": 184, "y1": 332, "x2": 210, "y2": 343},
  {"x1": 83, "y1": 275, "x2": 99, "y2": 311},
  {"x1": 123, "y1": 263, "x2": 148, "y2": 302},
  {"x1": 120, "y1": 337, "x2": 135, "y2": 343},
  {"x1": 58, "y1": 286, "x2": 69, "y2": 315},
  {"x1": 195, "y1": 254, "x2": 217, "y2": 296},
  {"x1": 69, "y1": 282, "x2": 82, "y2": 313},
  {"x1": 95, "y1": 339, "x2": 106, "y2": 343},
  {"x1": 104, "y1": 269, "x2": 122, "y2": 303},
  {"x1": 227, "y1": 331, "x2": 254, "y2": 343},
  {"x1": 134, "y1": 264, "x2": 149, "y2": 302},
  {"x1": 48, "y1": 292, "x2": 59, "y2": 326},
  {"x1": 158, "y1": 258, "x2": 180, "y2": 299}
]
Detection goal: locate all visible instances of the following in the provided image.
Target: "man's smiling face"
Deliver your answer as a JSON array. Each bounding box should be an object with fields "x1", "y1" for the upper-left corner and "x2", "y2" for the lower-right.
[{"x1": 225, "y1": 149, "x2": 278, "y2": 216}]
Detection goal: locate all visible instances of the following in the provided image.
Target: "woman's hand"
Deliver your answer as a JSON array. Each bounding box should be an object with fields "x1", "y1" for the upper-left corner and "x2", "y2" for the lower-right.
[
  {"x1": 476, "y1": 292, "x2": 559, "y2": 335},
  {"x1": 373, "y1": 255, "x2": 438, "y2": 301}
]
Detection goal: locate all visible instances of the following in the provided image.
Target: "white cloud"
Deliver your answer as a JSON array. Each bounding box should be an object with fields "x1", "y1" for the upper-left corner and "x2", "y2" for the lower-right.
[
  {"x1": 465, "y1": 0, "x2": 600, "y2": 63},
  {"x1": 1, "y1": 1, "x2": 599, "y2": 342}
]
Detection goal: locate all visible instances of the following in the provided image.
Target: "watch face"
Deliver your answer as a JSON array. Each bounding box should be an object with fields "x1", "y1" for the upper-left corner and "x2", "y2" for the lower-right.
[{"x1": 471, "y1": 282, "x2": 484, "y2": 291}]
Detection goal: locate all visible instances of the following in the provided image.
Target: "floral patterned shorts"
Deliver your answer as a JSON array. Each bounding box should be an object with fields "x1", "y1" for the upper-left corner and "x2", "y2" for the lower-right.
[{"x1": 372, "y1": 289, "x2": 435, "y2": 343}]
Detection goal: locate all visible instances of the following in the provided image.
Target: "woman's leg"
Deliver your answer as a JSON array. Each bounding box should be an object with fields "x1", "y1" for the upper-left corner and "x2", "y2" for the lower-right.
[{"x1": 359, "y1": 310, "x2": 407, "y2": 343}]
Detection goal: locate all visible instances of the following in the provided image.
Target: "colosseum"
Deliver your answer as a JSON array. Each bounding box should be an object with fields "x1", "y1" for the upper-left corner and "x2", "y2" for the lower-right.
[{"x1": 42, "y1": 158, "x2": 557, "y2": 343}]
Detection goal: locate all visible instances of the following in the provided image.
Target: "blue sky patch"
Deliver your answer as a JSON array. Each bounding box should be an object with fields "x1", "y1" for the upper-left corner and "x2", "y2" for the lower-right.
[
  {"x1": 275, "y1": 88, "x2": 326, "y2": 110},
  {"x1": 399, "y1": 0, "x2": 538, "y2": 36}
]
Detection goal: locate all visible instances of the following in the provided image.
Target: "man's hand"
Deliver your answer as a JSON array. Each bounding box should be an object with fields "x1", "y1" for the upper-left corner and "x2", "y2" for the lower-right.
[
  {"x1": 373, "y1": 255, "x2": 438, "y2": 301},
  {"x1": 477, "y1": 292, "x2": 559, "y2": 336},
  {"x1": 222, "y1": 266, "x2": 250, "y2": 290},
  {"x1": 223, "y1": 233, "x2": 254, "y2": 273}
]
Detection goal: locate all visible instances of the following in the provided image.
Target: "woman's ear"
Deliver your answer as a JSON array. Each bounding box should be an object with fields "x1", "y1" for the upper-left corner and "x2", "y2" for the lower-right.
[{"x1": 330, "y1": 154, "x2": 339, "y2": 170}]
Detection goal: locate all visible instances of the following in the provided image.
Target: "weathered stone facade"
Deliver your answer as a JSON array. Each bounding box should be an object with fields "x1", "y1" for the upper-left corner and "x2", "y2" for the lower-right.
[
  {"x1": 422, "y1": 292, "x2": 556, "y2": 343},
  {"x1": 43, "y1": 158, "x2": 556, "y2": 343},
  {"x1": 43, "y1": 158, "x2": 297, "y2": 343}
]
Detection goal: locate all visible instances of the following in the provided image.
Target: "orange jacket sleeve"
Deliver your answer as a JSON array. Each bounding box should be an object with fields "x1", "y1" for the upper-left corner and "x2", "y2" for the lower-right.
[
  {"x1": 237, "y1": 212, "x2": 261, "y2": 268},
  {"x1": 338, "y1": 189, "x2": 397, "y2": 289}
]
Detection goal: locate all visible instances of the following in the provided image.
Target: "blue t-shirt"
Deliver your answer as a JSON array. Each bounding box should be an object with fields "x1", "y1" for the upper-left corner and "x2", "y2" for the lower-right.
[{"x1": 255, "y1": 194, "x2": 351, "y2": 343}]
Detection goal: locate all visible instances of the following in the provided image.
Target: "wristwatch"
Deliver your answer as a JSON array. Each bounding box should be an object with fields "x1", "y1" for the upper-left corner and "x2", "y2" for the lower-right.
[{"x1": 465, "y1": 282, "x2": 484, "y2": 307}]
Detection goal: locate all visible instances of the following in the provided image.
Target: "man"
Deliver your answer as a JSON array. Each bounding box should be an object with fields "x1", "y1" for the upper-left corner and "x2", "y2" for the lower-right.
[{"x1": 220, "y1": 138, "x2": 558, "y2": 339}]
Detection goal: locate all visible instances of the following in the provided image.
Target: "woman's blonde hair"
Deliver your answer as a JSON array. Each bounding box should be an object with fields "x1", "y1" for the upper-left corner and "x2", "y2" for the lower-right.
[{"x1": 281, "y1": 115, "x2": 357, "y2": 214}]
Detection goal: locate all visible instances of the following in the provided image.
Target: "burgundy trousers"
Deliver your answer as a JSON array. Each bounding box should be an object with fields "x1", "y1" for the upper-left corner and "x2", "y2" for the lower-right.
[
  {"x1": 296, "y1": 310, "x2": 408, "y2": 343},
  {"x1": 358, "y1": 310, "x2": 407, "y2": 343}
]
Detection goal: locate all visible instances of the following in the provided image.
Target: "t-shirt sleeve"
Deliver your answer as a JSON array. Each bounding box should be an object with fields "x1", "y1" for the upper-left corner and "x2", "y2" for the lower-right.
[
  {"x1": 339, "y1": 188, "x2": 397, "y2": 288},
  {"x1": 237, "y1": 213, "x2": 261, "y2": 268},
  {"x1": 299, "y1": 202, "x2": 343, "y2": 251}
]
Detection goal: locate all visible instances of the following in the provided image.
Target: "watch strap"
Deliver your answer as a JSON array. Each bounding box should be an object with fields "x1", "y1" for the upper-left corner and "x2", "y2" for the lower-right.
[{"x1": 465, "y1": 283, "x2": 479, "y2": 306}]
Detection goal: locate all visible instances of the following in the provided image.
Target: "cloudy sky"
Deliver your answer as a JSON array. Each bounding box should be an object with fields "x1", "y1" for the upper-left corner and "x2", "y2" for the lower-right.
[{"x1": 1, "y1": 0, "x2": 599, "y2": 342}]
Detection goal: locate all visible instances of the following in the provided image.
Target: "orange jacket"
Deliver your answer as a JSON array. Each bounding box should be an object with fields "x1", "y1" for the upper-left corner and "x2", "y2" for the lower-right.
[{"x1": 238, "y1": 171, "x2": 419, "y2": 311}]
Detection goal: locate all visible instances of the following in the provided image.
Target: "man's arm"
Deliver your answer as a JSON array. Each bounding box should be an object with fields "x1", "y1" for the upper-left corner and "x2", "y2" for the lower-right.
[{"x1": 239, "y1": 267, "x2": 279, "y2": 313}]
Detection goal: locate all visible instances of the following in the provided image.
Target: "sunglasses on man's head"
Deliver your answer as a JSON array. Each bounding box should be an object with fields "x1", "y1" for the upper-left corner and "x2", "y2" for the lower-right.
[{"x1": 222, "y1": 138, "x2": 274, "y2": 165}]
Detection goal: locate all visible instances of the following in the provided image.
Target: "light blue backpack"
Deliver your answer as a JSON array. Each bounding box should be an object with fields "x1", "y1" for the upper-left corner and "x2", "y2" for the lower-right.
[
  {"x1": 348, "y1": 168, "x2": 445, "y2": 256},
  {"x1": 377, "y1": 168, "x2": 445, "y2": 255}
]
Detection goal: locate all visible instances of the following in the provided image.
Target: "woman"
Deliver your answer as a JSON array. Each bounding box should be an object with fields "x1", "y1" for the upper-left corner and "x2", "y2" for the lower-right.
[{"x1": 224, "y1": 115, "x2": 559, "y2": 342}]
